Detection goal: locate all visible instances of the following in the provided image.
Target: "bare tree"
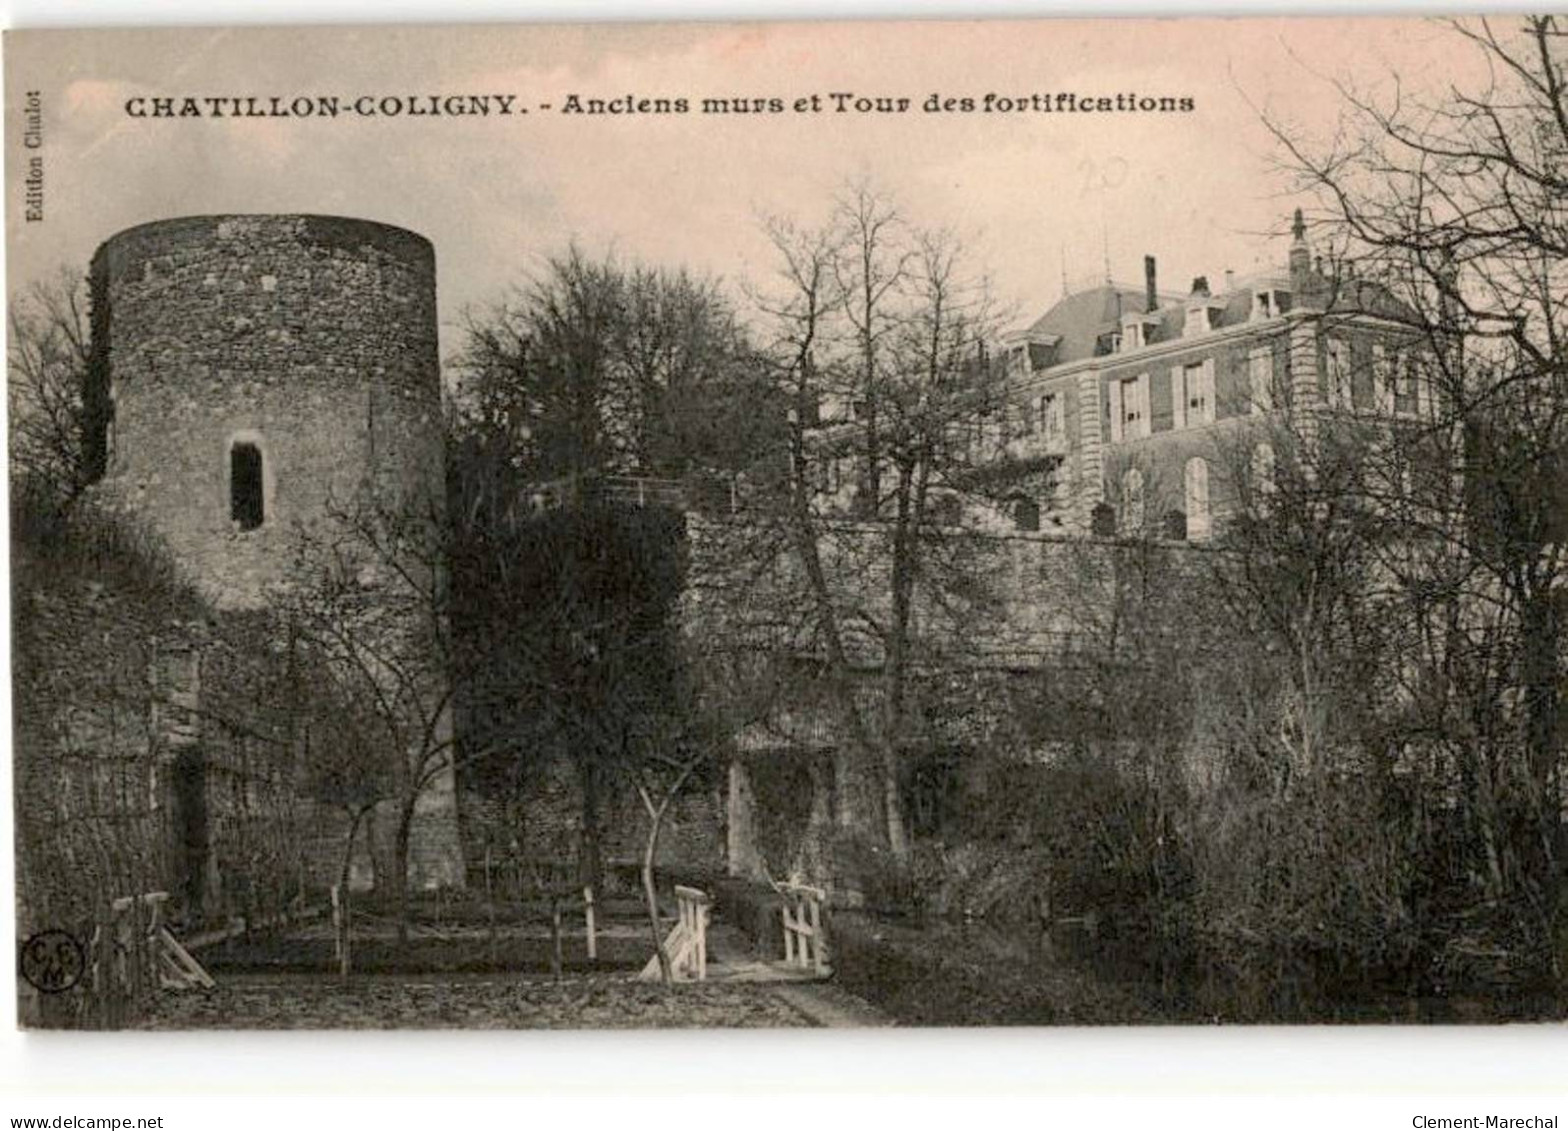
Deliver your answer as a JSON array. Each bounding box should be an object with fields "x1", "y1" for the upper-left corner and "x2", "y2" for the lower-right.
[
  {"x1": 616, "y1": 700, "x2": 716, "y2": 987},
  {"x1": 1267, "y1": 14, "x2": 1568, "y2": 987},
  {"x1": 279, "y1": 488, "x2": 463, "y2": 940},
  {"x1": 704, "y1": 183, "x2": 1006, "y2": 889},
  {"x1": 8, "y1": 267, "x2": 91, "y2": 507}
]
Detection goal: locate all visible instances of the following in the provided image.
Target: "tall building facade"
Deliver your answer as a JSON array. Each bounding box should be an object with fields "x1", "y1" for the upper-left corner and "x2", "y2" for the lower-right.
[{"x1": 987, "y1": 210, "x2": 1426, "y2": 540}]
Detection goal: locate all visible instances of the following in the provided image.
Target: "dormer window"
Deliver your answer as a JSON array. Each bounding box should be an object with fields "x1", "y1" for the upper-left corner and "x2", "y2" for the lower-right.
[
  {"x1": 1252, "y1": 288, "x2": 1290, "y2": 321},
  {"x1": 1184, "y1": 276, "x2": 1222, "y2": 337},
  {"x1": 1122, "y1": 311, "x2": 1161, "y2": 351}
]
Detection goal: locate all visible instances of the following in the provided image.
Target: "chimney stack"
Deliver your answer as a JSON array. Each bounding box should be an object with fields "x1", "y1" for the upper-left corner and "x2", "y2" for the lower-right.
[
  {"x1": 1224, "y1": 268, "x2": 1236, "y2": 292},
  {"x1": 1190, "y1": 276, "x2": 1210, "y2": 297},
  {"x1": 1289, "y1": 207, "x2": 1312, "y2": 295},
  {"x1": 1144, "y1": 255, "x2": 1157, "y2": 313}
]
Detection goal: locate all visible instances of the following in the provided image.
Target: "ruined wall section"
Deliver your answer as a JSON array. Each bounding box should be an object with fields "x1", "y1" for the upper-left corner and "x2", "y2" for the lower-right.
[{"x1": 11, "y1": 519, "x2": 331, "y2": 952}]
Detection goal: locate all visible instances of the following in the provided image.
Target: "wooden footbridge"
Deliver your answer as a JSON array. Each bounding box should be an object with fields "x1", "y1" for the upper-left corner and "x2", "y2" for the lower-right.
[{"x1": 639, "y1": 881, "x2": 832, "y2": 985}]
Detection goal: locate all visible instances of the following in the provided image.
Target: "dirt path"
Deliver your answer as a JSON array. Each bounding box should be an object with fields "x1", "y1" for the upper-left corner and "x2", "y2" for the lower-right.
[
  {"x1": 705, "y1": 922, "x2": 891, "y2": 1027},
  {"x1": 769, "y1": 981, "x2": 892, "y2": 1028}
]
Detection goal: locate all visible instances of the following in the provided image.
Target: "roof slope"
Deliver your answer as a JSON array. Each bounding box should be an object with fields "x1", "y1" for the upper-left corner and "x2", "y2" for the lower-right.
[{"x1": 1023, "y1": 284, "x2": 1151, "y2": 365}]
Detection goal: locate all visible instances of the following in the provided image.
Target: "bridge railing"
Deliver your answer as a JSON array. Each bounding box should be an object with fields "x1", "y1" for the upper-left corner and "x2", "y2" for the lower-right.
[
  {"x1": 520, "y1": 472, "x2": 758, "y2": 517},
  {"x1": 637, "y1": 883, "x2": 711, "y2": 982},
  {"x1": 776, "y1": 882, "x2": 828, "y2": 976}
]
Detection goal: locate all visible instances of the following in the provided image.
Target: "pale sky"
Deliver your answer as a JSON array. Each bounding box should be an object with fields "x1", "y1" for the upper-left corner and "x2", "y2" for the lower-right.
[{"x1": 5, "y1": 17, "x2": 1495, "y2": 359}]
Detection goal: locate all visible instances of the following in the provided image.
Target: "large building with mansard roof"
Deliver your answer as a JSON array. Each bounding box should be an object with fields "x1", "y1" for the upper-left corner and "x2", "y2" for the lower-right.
[{"x1": 982, "y1": 209, "x2": 1427, "y2": 541}]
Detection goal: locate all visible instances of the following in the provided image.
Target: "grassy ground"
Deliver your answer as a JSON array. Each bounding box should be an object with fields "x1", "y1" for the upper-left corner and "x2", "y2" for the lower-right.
[
  {"x1": 134, "y1": 973, "x2": 811, "y2": 1029},
  {"x1": 203, "y1": 921, "x2": 654, "y2": 976},
  {"x1": 139, "y1": 898, "x2": 827, "y2": 1029}
]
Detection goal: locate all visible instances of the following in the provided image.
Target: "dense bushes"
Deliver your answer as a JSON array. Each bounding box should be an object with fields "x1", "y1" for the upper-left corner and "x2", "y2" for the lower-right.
[
  {"x1": 829, "y1": 911, "x2": 1160, "y2": 1025},
  {"x1": 889, "y1": 656, "x2": 1562, "y2": 1019}
]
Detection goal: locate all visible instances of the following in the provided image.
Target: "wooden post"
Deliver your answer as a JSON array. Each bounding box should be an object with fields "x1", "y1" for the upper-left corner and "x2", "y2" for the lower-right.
[
  {"x1": 331, "y1": 884, "x2": 350, "y2": 980},
  {"x1": 696, "y1": 900, "x2": 708, "y2": 982},
  {"x1": 127, "y1": 896, "x2": 145, "y2": 1003},
  {"x1": 96, "y1": 902, "x2": 123, "y2": 1030},
  {"x1": 815, "y1": 897, "x2": 827, "y2": 972},
  {"x1": 550, "y1": 896, "x2": 563, "y2": 980},
  {"x1": 484, "y1": 847, "x2": 496, "y2": 961},
  {"x1": 114, "y1": 899, "x2": 132, "y2": 1003},
  {"x1": 583, "y1": 885, "x2": 597, "y2": 962},
  {"x1": 144, "y1": 894, "x2": 168, "y2": 993},
  {"x1": 88, "y1": 924, "x2": 101, "y2": 1023},
  {"x1": 97, "y1": 917, "x2": 114, "y2": 1029}
]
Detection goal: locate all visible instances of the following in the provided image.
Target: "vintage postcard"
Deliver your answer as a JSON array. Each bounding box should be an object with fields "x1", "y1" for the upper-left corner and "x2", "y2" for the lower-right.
[{"x1": 6, "y1": 16, "x2": 1566, "y2": 1032}]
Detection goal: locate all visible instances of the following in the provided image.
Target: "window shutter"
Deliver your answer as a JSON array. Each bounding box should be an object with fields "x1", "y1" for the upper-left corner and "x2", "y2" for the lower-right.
[
  {"x1": 1135, "y1": 373, "x2": 1150, "y2": 438},
  {"x1": 1251, "y1": 348, "x2": 1272, "y2": 414},
  {"x1": 1328, "y1": 340, "x2": 1348, "y2": 408},
  {"x1": 1109, "y1": 379, "x2": 1123, "y2": 442},
  {"x1": 1171, "y1": 366, "x2": 1186, "y2": 430},
  {"x1": 1373, "y1": 344, "x2": 1392, "y2": 413},
  {"x1": 1201, "y1": 357, "x2": 1217, "y2": 423},
  {"x1": 1185, "y1": 457, "x2": 1211, "y2": 540},
  {"x1": 1415, "y1": 362, "x2": 1431, "y2": 418}
]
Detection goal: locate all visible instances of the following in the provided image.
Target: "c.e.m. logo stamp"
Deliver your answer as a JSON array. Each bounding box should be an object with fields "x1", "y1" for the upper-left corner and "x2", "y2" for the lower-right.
[{"x1": 19, "y1": 929, "x2": 85, "y2": 994}]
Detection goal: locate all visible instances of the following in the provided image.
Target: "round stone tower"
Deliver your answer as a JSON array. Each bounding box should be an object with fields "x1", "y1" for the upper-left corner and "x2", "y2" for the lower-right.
[
  {"x1": 87, "y1": 214, "x2": 444, "y2": 610},
  {"x1": 87, "y1": 214, "x2": 462, "y2": 890}
]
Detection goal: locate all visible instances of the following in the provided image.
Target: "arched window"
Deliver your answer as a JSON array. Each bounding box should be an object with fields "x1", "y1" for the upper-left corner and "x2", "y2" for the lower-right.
[
  {"x1": 1121, "y1": 467, "x2": 1145, "y2": 533},
  {"x1": 230, "y1": 441, "x2": 265, "y2": 531},
  {"x1": 1185, "y1": 457, "x2": 1211, "y2": 540}
]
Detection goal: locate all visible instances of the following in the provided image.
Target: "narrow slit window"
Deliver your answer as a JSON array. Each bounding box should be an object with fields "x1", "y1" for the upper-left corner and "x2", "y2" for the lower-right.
[{"x1": 230, "y1": 442, "x2": 265, "y2": 531}]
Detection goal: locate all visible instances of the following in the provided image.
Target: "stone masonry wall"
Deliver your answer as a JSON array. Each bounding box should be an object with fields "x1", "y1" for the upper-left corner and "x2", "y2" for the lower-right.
[
  {"x1": 87, "y1": 215, "x2": 461, "y2": 890},
  {"x1": 90, "y1": 214, "x2": 443, "y2": 611}
]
